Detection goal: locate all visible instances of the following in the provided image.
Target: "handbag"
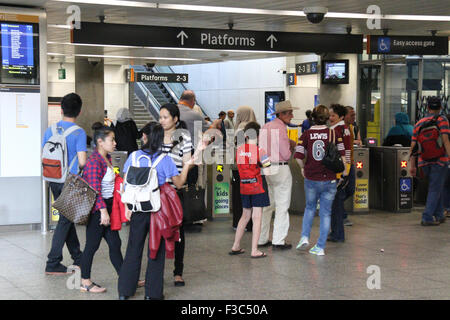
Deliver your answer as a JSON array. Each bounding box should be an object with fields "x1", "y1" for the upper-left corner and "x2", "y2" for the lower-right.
[
  {"x1": 178, "y1": 185, "x2": 206, "y2": 224},
  {"x1": 53, "y1": 173, "x2": 98, "y2": 225},
  {"x1": 322, "y1": 128, "x2": 345, "y2": 173}
]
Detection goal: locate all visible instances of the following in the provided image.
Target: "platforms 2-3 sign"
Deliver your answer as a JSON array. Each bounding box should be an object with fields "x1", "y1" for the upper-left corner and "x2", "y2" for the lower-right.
[{"x1": 136, "y1": 72, "x2": 188, "y2": 83}]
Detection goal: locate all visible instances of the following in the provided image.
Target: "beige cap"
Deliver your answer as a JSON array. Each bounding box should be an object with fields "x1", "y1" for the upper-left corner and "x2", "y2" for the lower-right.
[{"x1": 271, "y1": 100, "x2": 299, "y2": 115}]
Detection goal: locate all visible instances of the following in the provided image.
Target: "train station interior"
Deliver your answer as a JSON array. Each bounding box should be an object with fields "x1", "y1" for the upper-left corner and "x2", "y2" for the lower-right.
[{"x1": 0, "y1": 1, "x2": 449, "y2": 301}]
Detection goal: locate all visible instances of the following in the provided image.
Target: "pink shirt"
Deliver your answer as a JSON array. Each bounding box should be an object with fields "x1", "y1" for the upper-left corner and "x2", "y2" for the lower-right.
[{"x1": 260, "y1": 118, "x2": 292, "y2": 163}]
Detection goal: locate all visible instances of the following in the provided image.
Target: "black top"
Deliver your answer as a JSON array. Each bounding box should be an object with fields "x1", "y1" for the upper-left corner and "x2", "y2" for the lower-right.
[{"x1": 114, "y1": 120, "x2": 141, "y2": 155}]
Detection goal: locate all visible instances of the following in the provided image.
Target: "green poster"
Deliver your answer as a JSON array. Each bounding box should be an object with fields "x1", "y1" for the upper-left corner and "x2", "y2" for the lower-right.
[{"x1": 214, "y1": 182, "x2": 229, "y2": 214}]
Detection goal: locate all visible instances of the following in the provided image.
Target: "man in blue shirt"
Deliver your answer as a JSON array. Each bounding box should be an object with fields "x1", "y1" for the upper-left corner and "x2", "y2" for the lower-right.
[{"x1": 43, "y1": 93, "x2": 87, "y2": 275}]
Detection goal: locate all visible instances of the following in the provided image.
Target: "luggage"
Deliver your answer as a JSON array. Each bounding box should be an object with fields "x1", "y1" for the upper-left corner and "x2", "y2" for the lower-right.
[
  {"x1": 121, "y1": 152, "x2": 165, "y2": 212},
  {"x1": 52, "y1": 173, "x2": 97, "y2": 225},
  {"x1": 178, "y1": 185, "x2": 207, "y2": 224},
  {"x1": 42, "y1": 123, "x2": 81, "y2": 183}
]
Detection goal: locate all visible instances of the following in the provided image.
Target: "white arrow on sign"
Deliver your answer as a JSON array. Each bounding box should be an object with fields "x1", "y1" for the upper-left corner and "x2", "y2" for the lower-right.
[
  {"x1": 266, "y1": 34, "x2": 277, "y2": 49},
  {"x1": 177, "y1": 30, "x2": 188, "y2": 46}
]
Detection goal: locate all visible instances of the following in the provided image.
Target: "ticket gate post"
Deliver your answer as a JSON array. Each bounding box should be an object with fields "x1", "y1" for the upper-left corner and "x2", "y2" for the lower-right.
[
  {"x1": 369, "y1": 146, "x2": 413, "y2": 212},
  {"x1": 110, "y1": 151, "x2": 128, "y2": 177},
  {"x1": 206, "y1": 163, "x2": 231, "y2": 220},
  {"x1": 344, "y1": 147, "x2": 370, "y2": 213}
]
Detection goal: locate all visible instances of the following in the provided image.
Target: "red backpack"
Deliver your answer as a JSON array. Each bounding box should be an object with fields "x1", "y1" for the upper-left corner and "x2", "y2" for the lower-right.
[{"x1": 416, "y1": 115, "x2": 445, "y2": 161}]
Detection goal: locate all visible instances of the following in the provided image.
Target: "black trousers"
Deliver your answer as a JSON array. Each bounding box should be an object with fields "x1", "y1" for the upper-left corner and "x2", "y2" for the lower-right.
[
  {"x1": 173, "y1": 224, "x2": 185, "y2": 277},
  {"x1": 81, "y1": 198, "x2": 123, "y2": 279},
  {"x1": 46, "y1": 182, "x2": 82, "y2": 270},
  {"x1": 118, "y1": 212, "x2": 166, "y2": 299}
]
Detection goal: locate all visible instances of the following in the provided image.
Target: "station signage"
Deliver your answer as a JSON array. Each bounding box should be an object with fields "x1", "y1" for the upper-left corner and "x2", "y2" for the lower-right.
[
  {"x1": 399, "y1": 177, "x2": 412, "y2": 210},
  {"x1": 295, "y1": 62, "x2": 318, "y2": 75},
  {"x1": 72, "y1": 22, "x2": 363, "y2": 54},
  {"x1": 135, "y1": 72, "x2": 188, "y2": 83},
  {"x1": 367, "y1": 35, "x2": 448, "y2": 55}
]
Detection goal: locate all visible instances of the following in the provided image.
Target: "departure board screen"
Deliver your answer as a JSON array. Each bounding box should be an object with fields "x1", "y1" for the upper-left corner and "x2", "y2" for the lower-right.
[{"x1": 0, "y1": 22, "x2": 39, "y2": 84}]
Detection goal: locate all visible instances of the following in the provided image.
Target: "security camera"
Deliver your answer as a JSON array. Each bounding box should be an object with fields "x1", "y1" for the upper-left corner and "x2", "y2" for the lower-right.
[
  {"x1": 87, "y1": 57, "x2": 101, "y2": 66},
  {"x1": 145, "y1": 63, "x2": 155, "y2": 70},
  {"x1": 303, "y1": 7, "x2": 328, "y2": 24},
  {"x1": 277, "y1": 69, "x2": 287, "y2": 74}
]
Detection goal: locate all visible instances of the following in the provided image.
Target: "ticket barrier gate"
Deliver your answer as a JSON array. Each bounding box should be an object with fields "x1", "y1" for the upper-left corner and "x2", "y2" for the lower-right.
[
  {"x1": 289, "y1": 158, "x2": 306, "y2": 215},
  {"x1": 48, "y1": 150, "x2": 129, "y2": 230},
  {"x1": 344, "y1": 147, "x2": 370, "y2": 213},
  {"x1": 369, "y1": 146, "x2": 413, "y2": 213}
]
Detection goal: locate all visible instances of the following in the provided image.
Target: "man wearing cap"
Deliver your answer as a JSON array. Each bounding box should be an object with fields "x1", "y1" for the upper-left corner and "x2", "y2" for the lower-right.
[
  {"x1": 410, "y1": 96, "x2": 450, "y2": 226},
  {"x1": 258, "y1": 100, "x2": 298, "y2": 249}
]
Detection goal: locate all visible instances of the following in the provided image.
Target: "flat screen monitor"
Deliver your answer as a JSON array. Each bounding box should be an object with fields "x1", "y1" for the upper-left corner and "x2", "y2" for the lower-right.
[
  {"x1": 321, "y1": 60, "x2": 349, "y2": 84},
  {"x1": 0, "y1": 22, "x2": 39, "y2": 84},
  {"x1": 265, "y1": 91, "x2": 285, "y2": 123}
]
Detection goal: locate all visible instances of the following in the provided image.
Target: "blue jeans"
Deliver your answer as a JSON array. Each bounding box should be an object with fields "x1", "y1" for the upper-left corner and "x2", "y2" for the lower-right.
[
  {"x1": 343, "y1": 165, "x2": 355, "y2": 219},
  {"x1": 422, "y1": 164, "x2": 447, "y2": 222},
  {"x1": 301, "y1": 178, "x2": 337, "y2": 249},
  {"x1": 444, "y1": 165, "x2": 450, "y2": 211}
]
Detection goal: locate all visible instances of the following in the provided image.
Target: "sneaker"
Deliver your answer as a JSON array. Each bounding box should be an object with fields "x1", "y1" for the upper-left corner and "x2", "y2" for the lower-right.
[
  {"x1": 421, "y1": 220, "x2": 440, "y2": 226},
  {"x1": 296, "y1": 236, "x2": 309, "y2": 250},
  {"x1": 344, "y1": 219, "x2": 353, "y2": 226},
  {"x1": 45, "y1": 264, "x2": 70, "y2": 275},
  {"x1": 309, "y1": 245, "x2": 325, "y2": 256},
  {"x1": 445, "y1": 210, "x2": 450, "y2": 218}
]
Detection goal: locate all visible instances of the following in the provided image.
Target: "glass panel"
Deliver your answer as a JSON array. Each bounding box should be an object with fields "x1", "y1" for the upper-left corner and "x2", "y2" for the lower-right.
[
  {"x1": 358, "y1": 65, "x2": 381, "y2": 143},
  {"x1": 384, "y1": 62, "x2": 408, "y2": 141}
]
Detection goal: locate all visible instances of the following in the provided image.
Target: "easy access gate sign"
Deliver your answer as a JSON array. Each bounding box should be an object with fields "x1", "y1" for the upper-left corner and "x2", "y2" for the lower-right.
[{"x1": 72, "y1": 22, "x2": 363, "y2": 54}]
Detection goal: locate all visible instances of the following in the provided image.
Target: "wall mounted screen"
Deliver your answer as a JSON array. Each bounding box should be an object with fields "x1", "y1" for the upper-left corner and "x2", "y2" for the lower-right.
[
  {"x1": 321, "y1": 60, "x2": 349, "y2": 84},
  {"x1": 0, "y1": 22, "x2": 39, "y2": 84}
]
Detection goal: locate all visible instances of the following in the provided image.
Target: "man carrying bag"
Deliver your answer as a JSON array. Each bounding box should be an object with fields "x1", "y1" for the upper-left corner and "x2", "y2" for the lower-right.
[{"x1": 42, "y1": 93, "x2": 87, "y2": 275}]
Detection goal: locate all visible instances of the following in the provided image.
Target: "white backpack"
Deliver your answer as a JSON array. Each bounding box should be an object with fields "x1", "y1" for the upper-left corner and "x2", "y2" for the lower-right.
[
  {"x1": 121, "y1": 152, "x2": 165, "y2": 213},
  {"x1": 42, "y1": 123, "x2": 81, "y2": 183}
]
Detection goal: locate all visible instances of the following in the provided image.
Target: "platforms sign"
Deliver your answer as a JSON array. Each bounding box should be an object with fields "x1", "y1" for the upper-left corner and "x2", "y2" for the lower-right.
[
  {"x1": 73, "y1": 22, "x2": 363, "y2": 54},
  {"x1": 135, "y1": 72, "x2": 188, "y2": 83}
]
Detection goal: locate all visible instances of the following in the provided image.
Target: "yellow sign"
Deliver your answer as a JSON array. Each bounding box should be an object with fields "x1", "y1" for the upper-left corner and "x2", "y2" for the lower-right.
[
  {"x1": 354, "y1": 179, "x2": 369, "y2": 209},
  {"x1": 50, "y1": 194, "x2": 60, "y2": 222},
  {"x1": 114, "y1": 166, "x2": 120, "y2": 174},
  {"x1": 287, "y1": 127, "x2": 299, "y2": 144},
  {"x1": 216, "y1": 165, "x2": 223, "y2": 173}
]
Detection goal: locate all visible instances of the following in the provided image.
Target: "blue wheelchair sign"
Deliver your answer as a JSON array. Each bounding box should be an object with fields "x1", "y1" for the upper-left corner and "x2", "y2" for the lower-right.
[
  {"x1": 399, "y1": 178, "x2": 412, "y2": 193},
  {"x1": 378, "y1": 37, "x2": 391, "y2": 53}
]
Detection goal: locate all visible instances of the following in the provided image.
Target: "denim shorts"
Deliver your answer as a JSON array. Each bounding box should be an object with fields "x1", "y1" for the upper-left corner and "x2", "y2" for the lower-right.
[{"x1": 240, "y1": 176, "x2": 270, "y2": 208}]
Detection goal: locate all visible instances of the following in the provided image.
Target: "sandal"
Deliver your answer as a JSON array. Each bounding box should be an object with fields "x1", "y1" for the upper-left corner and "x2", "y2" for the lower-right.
[
  {"x1": 228, "y1": 248, "x2": 245, "y2": 255},
  {"x1": 251, "y1": 252, "x2": 267, "y2": 259},
  {"x1": 80, "y1": 282, "x2": 106, "y2": 293}
]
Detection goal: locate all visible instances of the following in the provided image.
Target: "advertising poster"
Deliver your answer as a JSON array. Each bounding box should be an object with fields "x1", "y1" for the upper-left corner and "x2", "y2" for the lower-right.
[
  {"x1": 354, "y1": 179, "x2": 369, "y2": 209},
  {"x1": 214, "y1": 182, "x2": 230, "y2": 214}
]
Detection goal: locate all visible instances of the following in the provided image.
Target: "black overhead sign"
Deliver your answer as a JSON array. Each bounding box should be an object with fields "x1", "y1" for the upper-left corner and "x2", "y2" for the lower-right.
[
  {"x1": 296, "y1": 62, "x2": 318, "y2": 75},
  {"x1": 367, "y1": 35, "x2": 448, "y2": 55},
  {"x1": 136, "y1": 72, "x2": 188, "y2": 83},
  {"x1": 72, "y1": 22, "x2": 363, "y2": 54}
]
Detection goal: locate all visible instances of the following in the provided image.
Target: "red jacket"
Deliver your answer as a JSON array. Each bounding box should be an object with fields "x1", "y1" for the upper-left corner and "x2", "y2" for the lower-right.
[
  {"x1": 111, "y1": 174, "x2": 128, "y2": 231},
  {"x1": 149, "y1": 183, "x2": 183, "y2": 259}
]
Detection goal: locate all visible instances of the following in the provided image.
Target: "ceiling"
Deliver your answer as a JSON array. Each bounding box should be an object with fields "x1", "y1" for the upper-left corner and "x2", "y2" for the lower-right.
[{"x1": 1, "y1": 0, "x2": 450, "y2": 65}]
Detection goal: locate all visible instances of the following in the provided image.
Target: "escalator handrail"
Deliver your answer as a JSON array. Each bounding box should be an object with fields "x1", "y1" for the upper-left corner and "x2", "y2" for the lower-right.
[{"x1": 153, "y1": 65, "x2": 210, "y2": 118}]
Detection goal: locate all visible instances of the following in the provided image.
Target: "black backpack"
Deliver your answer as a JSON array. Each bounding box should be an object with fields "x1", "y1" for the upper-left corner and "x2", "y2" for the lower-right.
[{"x1": 322, "y1": 129, "x2": 345, "y2": 173}]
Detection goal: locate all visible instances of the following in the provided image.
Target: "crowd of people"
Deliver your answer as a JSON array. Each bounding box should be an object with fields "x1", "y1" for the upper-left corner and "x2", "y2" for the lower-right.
[{"x1": 42, "y1": 91, "x2": 449, "y2": 299}]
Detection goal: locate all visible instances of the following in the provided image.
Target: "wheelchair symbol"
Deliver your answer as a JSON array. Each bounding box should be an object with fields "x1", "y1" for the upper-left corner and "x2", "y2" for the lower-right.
[
  {"x1": 378, "y1": 37, "x2": 391, "y2": 53},
  {"x1": 400, "y1": 179, "x2": 411, "y2": 192}
]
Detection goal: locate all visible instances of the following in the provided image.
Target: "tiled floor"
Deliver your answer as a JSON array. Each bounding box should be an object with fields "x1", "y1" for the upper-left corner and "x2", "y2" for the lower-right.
[{"x1": 0, "y1": 207, "x2": 449, "y2": 300}]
